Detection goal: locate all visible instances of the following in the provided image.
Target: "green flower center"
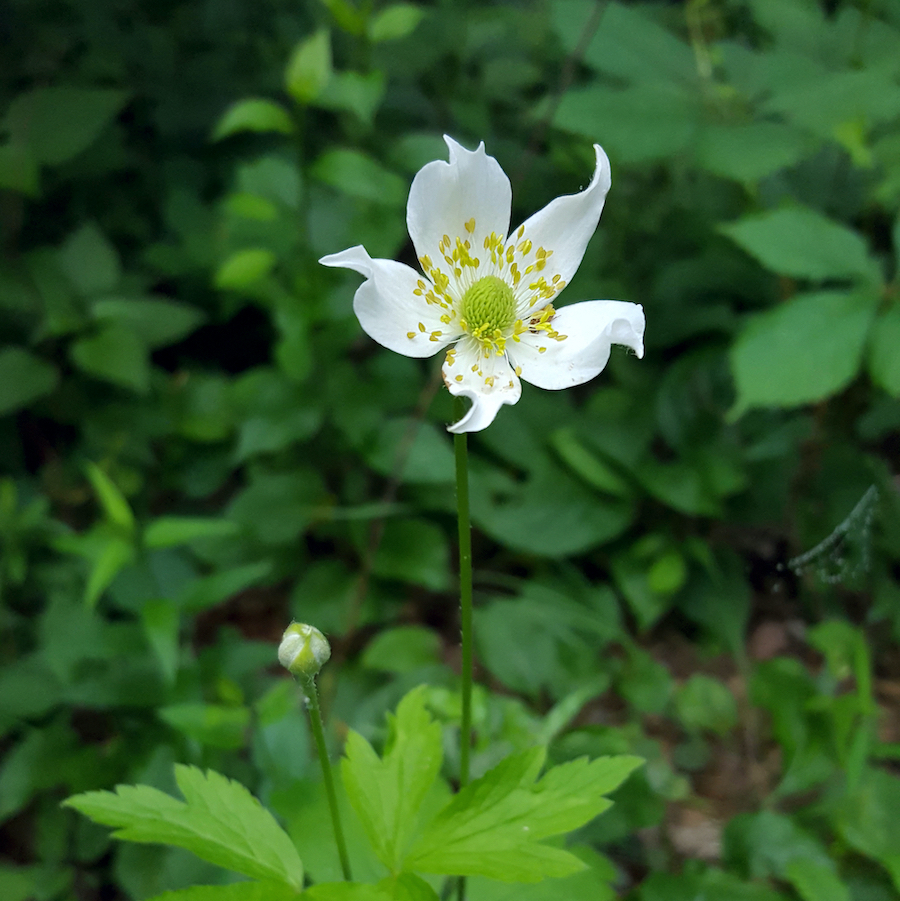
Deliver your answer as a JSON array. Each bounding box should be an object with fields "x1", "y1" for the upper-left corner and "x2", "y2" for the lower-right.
[{"x1": 460, "y1": 275, "x2": 516, "y2": 341}]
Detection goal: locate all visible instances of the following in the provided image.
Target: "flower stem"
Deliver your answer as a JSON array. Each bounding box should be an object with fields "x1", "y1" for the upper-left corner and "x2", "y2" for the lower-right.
[
  {"x1": 453, "y1": 399, "x2": 474, "y2": 789},
  {"x1": 303, "y1": 677, "x2": 352, "y2": 882},
  {"x1": 453, "y1": 398, "x2": 474, "y2": 901}
]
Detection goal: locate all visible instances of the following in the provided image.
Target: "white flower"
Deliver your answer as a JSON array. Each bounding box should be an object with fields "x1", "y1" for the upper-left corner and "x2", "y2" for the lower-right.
[{"x1": 320, "y1": 137, "x2": 645, "y2": 434}]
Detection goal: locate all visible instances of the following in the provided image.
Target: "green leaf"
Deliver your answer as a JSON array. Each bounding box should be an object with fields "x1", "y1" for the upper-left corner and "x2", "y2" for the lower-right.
[
  {"x1": 341, "y1": 686, "x2": 443, "y2": 872},
  {"x1": 215, "y1": 249, "x2": 277, "y2": 290},
  {"x1": 70, "y1": 324, "x2": 151, "y2": 393},
  {"x1": 4, "y1": 86, "x2": 128, "y2": 165},
  {"x1": 144, "y1": 517, "x2": 239, "y2": 549},
  {"x1": 212, "y1": 99, "x2": 294, "y2": 141},
  {"x1": 730, "y1": 290, "x2": 878, "y2": 415},
  {"x1": 720, "y1": 208, "x2": 875, "y2": 282},
  {"x1": 59, "y1": 223, "x2": 121, "y2": 295},
  {"x1": 285, "y1": 31, "x2": 332, "y2": 103},
  {"x1": 371, "y1": 519, "x2": 449, "y2": 591},
  {"x1": 785, "y1": 859, "x2": 850, "y2": 901},
  {"x1": 141, "y1": 599, "x2": 180, "y2": 683},
  {"x1": 306, "y1": 884, "x2": 392, "y2": 901},
  {"x1": 376, "y1": 873, "x2": 438, "y2": 900},
  {"x1": 695, "y1": 123, "x2": 809, "y2": 183},
  {"x1": 64, "y1": 765, "x2": 304, "y2": 889},
  {"x1": 675, "y1": 675, "x2": 738, "y2": 736},
  {"x1": 0, "y1": 142, "x2": 39, "y2": 195},
  {"x1": 177, "y1": 561, "x2": 273, "y2": 613},
  {"x1": 467, "y1": 846, "x2": 617, "y2": 900},
  {"x1": 553, "y1": 83, "x2": 700, "y2": 164},
  {"x1": 85, "y1": 463, "x2": 135, "y2": 532},
  {"x1": 0, "y1": 347, "x2": 59, "y2": 415},
  {"x1": 84, "y1": 533, "x2": 135, "y2": 608},
  {"x1": 315, "y1": 72, "x2": 385, "y2": 126},
  {"x1": 145, "y1": 883, "x2": 300, "y2": 901},
  {"x1": 92, "y1": 297, "x2": 205, "y2": 349},
  {"x1": 360, "y1": 627, "x2": 442, "y2": 674},
  {"x1": 406, "y1": 748, "x2": 641, "y2": 882},
  {"x1": 158, "y1": 704, "x2": 250, "y2": 749},
  {"x1": 868, "y1": 304, "x2": 900, "y2": 396},
  {"x1": 311, "y1": 150, "x2": 407, "y2": 206},
  {"x1": 369, "y1": 5, "x2": 425, "y2": 42},
  {"x1": 553, "y1": 0, "x2": 695, "y2": 83}
]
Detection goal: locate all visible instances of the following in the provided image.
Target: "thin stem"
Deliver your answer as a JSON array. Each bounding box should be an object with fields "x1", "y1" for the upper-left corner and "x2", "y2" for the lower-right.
[
  {"x1": 453, "y1": 397, "x2": 474, "y2": 901},
  {"x1": 303, "y1": 677, "x2": 352, "y2": 882},
  {"x1": 453, "y1": 398, "x2": 474, "y2": 788}
]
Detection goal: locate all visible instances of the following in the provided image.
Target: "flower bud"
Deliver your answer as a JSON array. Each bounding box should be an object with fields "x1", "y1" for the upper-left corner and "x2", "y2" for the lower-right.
[{"x1": 278, "y1": 622, "x2": 331, "y2": 679}]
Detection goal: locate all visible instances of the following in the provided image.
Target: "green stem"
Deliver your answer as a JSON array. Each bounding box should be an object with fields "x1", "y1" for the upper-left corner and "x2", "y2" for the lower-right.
[
  {"x1": 453, "y1": 398, "x2": 474, "y2": 901},
  {"x1": 303, "y1": 677, "x2": 352, "y2": 882}
]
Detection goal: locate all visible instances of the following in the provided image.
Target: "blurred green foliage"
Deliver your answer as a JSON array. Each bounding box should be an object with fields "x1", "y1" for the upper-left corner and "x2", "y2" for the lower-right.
[{"x1": 2, "y1": 0, "x2": 900, "y2": 898}]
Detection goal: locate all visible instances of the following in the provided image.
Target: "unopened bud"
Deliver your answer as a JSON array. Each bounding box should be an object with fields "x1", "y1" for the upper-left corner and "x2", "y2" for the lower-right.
[{"x1": 278, "y1": 622, "x2": 331, "y2": 679}]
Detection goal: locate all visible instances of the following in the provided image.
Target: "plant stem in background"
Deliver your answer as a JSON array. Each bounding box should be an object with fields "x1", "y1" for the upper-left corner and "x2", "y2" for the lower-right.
[{"x1": 304, "y1": 677, "x2": 353, "y2": 882}]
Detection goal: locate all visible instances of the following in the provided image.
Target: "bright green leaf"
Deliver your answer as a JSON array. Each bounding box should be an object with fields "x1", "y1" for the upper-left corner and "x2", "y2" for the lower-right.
[
  {"x1": 376, "y1": 873, "x2": 438, "y2": 900},
  {"x1": 285, "y1": 31, "x2": 332, "y2": 103},
  {"x1": 785, "y1": 859, "x2": 850, "y2": 901},
  {"x1": 730, "y1": 290, "x2": 878, "y2": 415},
  {"x1": 215, "y1": 249, "x2": 276, "y2": 290},
  {"x1": 315, "y1": 72, "x2": 385, "y2": 126},
  {"x1": 0, "y1": 347, "x2": 58, "y2": 415},
  {"x1": 720, "y1": 208, "x2": 875, "y2": 282},
  {"x1": 144, "y1": 517, "x2": 239, "y2": 549},
  {"x1": 212, "y1": 99, "x2": 294, "y2": 141},
  {"x1": 407, "y1": 748, "x2": 641, "y2": 881},
  {"x1": 146, "y1": 881, "x2": 299, "y2": 901},
  {"x1": 675, "y1": 675, "x2": 738, "y2": 736},
  {"x1": 85, "y1": 463, "x2": 135, "y2": 533},
  {"x1": 341, "y1": 686, "x2": 443, "y2": 872},
  {"x1": 369, "y1": 4, "x2": 425, "y2": 42},
  {"x1": 64, "y1": 765, "x2": 304, "y2": 889},
  {"x1": 306, "y1": 884, "x2": 392, "y2": 901}
]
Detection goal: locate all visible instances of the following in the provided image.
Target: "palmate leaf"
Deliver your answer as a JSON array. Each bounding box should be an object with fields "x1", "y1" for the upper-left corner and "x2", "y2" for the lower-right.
[
  {"x1": 405, "y1": 747, "x2": 642, "y2": 882},
  {"x1": 341, "y1": 686, "x2": 443, "y2": 872},
  {"x1": 64, "y1": 766, "x2": 304, "y2": 890}
]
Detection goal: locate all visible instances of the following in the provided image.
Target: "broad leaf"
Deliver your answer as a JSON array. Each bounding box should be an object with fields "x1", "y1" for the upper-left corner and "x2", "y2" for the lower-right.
[
  {"x1": 730, "y1": 289, "x2": 878, "y2": 415},
  {"x1": 213, "y1": 99, "x2": 294, "y2": 141},
  {"x1": 341, "y1": 686, "x2": 443, "y2": 872},
  {"x1": 868, "y1": 304, "x2": 900, "y2": 397},
  {"x1": 64, "y1": 765, "x2": 304, "y2": 889},
  {"x1": 720, "y1": 208, "x2": 875, "y2": 282},
  {"x1": 406, "y1": 748, "x2": 641, "y2": 882},
  {"x1": 0, "y1": 347, "x2": 58, "y2": 415}
]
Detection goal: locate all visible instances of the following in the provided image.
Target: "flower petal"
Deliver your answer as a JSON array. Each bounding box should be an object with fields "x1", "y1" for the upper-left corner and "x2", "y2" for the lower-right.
[
  {"x1": 443, "y1": 337, "x2": 521, "y2": 433},
  {"x1": 510, "y1": 145, "x2": 611, "y2": 312},
  {"x1": 509, "y1": 300, "x2": 644, "y2": 390},
  {"x1": 407, "y1": 136, "x2": 512, "y2": 273},
  {"x1": 320, "y1": 245, "x2": 458, "y2": 358}
]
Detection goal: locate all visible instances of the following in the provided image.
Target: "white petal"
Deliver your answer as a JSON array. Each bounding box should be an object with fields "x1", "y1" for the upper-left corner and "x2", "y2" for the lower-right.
[
  {"x1": 508, "y1": 300, "x2": 644, "y2": 390},
  {"x1": 407, "y1": 136, "x2": 512, "y2": 272},
  {"x1": 443, "y1": 337, "x2": 521, "y2": 433},
  {"x1": 320, "y1": 245, "x2": 458, "y2": 358},
  {"x1": 510, "y1": 145, "x2": 611, "y2": 312}
]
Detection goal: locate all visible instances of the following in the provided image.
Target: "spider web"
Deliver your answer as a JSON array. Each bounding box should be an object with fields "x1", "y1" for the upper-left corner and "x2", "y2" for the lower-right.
[{"x1": 779, "y1": 485, "x2": 879, "y2": 586}]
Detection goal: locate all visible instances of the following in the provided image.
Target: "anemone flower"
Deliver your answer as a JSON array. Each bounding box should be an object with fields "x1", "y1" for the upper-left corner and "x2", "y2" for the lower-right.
[{"x1": 320, "y1": 137, "x2": 645, "y2": 433}]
